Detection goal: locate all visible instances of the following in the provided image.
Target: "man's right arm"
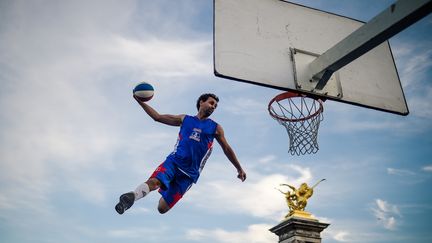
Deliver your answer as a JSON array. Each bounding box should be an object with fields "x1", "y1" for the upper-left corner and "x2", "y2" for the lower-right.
[{"x1": 134, "y1": 95, "x2": 184, "y2": 126}]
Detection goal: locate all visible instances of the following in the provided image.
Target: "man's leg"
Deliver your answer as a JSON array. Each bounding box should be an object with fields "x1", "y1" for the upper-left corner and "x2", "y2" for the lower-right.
[
  {"x1": 157, "y1": 172, "x2": 193, "y2": 214},
  {"x1": 157, "y1": 197, "x2": 170, "y2": 214},
  {"x1": 134, "y1": 177, "x2": 160, "y2": 200},
  {"x1": 116, "y1": 161, "x2": 172, "y2": 215},
  {"x1": 115, "y1": 178, "x2": 162, "y2": 215}
]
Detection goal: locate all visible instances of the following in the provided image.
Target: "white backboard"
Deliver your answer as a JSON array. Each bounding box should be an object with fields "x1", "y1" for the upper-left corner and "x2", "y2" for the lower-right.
[{"x1": 214, "y1": 0, "x2": 409, "y2": 115}]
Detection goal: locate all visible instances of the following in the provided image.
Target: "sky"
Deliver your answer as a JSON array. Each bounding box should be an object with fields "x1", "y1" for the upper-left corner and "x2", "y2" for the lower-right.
[{"x1": 0, "y1": 0, "x2": 431, "y2": 242}]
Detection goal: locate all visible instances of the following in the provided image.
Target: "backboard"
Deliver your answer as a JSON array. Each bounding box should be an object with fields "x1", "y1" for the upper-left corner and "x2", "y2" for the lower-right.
[{"x1": 214, "y1": 0, "x2": 409, "y2": 115}]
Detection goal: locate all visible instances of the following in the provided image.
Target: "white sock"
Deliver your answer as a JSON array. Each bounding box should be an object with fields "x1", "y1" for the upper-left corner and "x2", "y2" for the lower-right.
[{"x1": 134, "y1": 182, "x2": 150, "y2": 201}]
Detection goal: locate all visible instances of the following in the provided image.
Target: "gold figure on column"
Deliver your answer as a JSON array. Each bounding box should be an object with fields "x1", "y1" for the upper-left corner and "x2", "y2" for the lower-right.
[{"x1": 276, "y1": 179, "x2": 325, "y2": 218}]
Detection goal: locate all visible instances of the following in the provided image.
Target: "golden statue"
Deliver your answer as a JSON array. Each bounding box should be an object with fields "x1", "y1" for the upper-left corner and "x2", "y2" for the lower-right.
[{"x1": 276, "y1": 179, "x2": 325, "y2": 219}]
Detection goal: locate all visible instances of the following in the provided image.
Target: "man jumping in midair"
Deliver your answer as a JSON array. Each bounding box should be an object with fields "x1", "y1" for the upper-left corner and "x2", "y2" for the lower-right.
[{"x1": 115, "y1": 93, "x2": 246, "y2": 214}]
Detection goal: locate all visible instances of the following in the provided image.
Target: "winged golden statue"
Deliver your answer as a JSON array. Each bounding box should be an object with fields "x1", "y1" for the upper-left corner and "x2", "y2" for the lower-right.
[{"x1": 276, "y1": 179, "x2": 325, "y2": 219}]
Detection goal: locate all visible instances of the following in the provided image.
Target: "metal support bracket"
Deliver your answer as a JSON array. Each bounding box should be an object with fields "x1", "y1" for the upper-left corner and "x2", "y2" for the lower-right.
[{"x1": 290, "y1": 48, "x2": 343, "y2": 99}]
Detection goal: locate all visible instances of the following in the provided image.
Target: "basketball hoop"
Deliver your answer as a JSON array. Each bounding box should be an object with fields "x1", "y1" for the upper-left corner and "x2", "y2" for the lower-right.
[{"x1": 268, "y1": 91, "x2": 324, "y2": 155}]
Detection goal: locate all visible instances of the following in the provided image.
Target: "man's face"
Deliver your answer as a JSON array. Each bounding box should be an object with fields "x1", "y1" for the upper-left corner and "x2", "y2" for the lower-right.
[{"x1": 200, "y1": 97, "x2": 218, "y2": 117}]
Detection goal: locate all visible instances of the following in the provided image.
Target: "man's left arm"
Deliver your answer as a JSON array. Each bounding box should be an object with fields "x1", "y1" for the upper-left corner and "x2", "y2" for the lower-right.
[{"x1": 215, "y1": 124, "x2": 246, "y2": 182}]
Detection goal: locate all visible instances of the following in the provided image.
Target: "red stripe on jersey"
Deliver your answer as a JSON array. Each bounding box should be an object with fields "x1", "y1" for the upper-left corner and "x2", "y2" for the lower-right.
[{"x1": 207, "y1": 141, "x2": 213, "y2": 149}]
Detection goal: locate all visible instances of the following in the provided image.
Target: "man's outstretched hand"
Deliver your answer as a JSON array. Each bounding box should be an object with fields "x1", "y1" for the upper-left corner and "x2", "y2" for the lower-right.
[{"x1": 237, "y1": 169, "x2": 246, "y2": 182}]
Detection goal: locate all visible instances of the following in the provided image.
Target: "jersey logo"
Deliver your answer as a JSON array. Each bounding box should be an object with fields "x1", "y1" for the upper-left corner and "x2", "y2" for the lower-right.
[{"x1": 189, "y1": 128, "x2": 202, "y2": 142}]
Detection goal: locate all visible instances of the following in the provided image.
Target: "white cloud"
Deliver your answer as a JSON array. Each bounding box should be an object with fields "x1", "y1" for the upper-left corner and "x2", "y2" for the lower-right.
[
  {"x1": 372, "y1": 199, "x2": 401, "y2": 230},
  {"x1": 186, "y1": 224, "x2": 277, "y2": 243},
  {"x1": 333, "y1": 231, "x2": 351, "y2": 242},
  {"x1": 109, "y1": 36, "x2": 212, "y2": 78},
  {"x1": 422, "y1": 165, "x2": 432, "y2": 172},
  {"x1": 385, "y1": 217, "x2": 397, "y2": 230},
  {"x1": 387, "y1": 168, "x2": 416, "y2": 176},
  {"x1": 189, "y1": 163, "x2": 312, "y2": 220},
  {"x1": 386, "y1": 167, "x2": 429, "y2": 184},
  {"x1": 376, "y1": 199, "x2": 401, "y2": 216},
  {"x1": 398, "y1": 48, "x2": 432, "y2": 90}
]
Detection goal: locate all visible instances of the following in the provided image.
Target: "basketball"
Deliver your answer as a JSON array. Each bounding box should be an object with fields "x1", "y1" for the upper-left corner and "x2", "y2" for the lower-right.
[{"x1": 133, "y1": 82, "x2": 154, "y2": 102}]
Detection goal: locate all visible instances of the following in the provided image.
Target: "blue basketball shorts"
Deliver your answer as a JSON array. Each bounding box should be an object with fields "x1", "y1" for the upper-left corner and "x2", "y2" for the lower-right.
[{"x1": 149, "y1": 158, "x2": 194, "y2": 208}]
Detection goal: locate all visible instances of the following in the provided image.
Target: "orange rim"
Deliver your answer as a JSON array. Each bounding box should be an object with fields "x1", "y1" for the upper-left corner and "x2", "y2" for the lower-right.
[{"x1": 268, "y1": 91, "x2": 323, "y2": 122}]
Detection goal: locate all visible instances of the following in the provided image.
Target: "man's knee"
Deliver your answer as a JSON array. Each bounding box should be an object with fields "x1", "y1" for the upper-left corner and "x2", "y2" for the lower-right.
[
  {"x1": 158, "y1": 198, "x2": 170, "y2": 214},
  {"x1": 146, "y1": 178, "x2": 161, "y2": 191},
  {"x1": 158, "y1": 205, "x2": 169, "y2": 214}
]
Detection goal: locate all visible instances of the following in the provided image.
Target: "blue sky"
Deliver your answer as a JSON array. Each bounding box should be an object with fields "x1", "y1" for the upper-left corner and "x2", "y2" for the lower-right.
[{"x1": 0, "y1": 0, "x2": 431, "y2": 242}]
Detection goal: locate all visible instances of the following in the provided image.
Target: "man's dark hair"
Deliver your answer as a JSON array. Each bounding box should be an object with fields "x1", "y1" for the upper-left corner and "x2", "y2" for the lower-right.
[{"x1": 196, "y1": 93, "x2": 219, "y2": 111}]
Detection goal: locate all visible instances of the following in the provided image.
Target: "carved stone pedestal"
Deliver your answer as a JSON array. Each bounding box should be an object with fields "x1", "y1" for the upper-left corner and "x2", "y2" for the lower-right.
[{"x1": 269, "y1": 214, "x2": 329, "y2": 243}]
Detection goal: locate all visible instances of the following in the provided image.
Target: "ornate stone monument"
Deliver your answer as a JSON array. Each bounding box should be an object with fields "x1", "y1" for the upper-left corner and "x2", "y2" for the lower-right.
[{"x1": 270, "y1": 179, "x2": 329, "y2": 243}]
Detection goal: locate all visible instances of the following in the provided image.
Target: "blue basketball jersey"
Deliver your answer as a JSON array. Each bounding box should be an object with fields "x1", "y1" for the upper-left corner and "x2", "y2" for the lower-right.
[{"x1": 168, "y1": 115, "x2": 218, "y2": 183}]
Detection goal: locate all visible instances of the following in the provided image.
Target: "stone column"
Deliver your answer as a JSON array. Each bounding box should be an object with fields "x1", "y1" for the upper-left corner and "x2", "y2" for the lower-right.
[{"x1": 269, "y1": 212, "x2": 329, "y2": 243}]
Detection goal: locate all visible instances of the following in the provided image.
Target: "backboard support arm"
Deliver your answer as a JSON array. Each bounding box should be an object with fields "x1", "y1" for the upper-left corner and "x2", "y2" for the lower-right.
[{"x1": 310, "y1": 0, "x2": 432, "y2": 90}]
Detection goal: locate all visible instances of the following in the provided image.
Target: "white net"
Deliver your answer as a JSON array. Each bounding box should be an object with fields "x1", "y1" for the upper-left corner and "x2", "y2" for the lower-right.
[{"x1": 268, "y1": 92, "x2": 324, "y2": 155}]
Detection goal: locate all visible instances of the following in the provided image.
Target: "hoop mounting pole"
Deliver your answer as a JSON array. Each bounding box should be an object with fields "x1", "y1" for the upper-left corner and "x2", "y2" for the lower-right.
[{"x1": 309, "y1": 0, "x2": 432, "y2": 89}]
